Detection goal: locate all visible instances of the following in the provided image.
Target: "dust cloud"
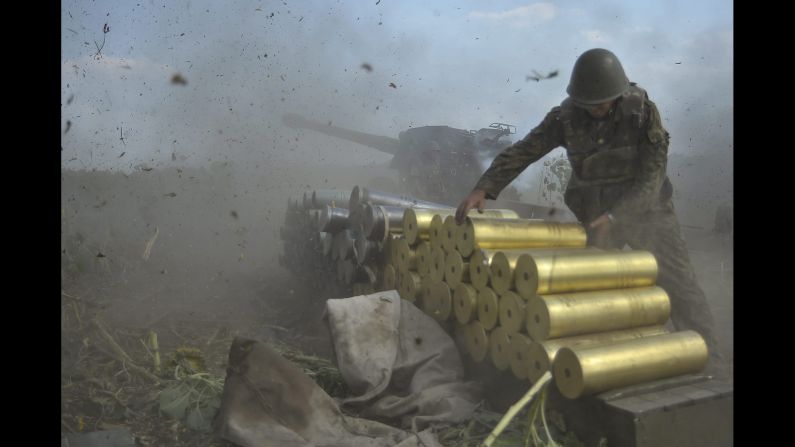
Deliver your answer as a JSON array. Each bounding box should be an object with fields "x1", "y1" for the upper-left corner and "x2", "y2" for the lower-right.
[{"x1": 61, "y1": 1, "x2": 731, "y2": 443}]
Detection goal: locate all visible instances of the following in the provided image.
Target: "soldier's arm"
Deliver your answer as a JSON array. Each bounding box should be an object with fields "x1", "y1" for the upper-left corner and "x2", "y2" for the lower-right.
[
  {"x1": 473, "y1": 108, "x2": 564, "y2": 199},
  {"x1": 609, "y1": 101, "x2": 670, "y2": 221}
]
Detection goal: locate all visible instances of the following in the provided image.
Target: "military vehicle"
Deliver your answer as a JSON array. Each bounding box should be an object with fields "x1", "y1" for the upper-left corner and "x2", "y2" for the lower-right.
[{"x1": 281, "y1": 113, "x2": 522, "y2": 205}]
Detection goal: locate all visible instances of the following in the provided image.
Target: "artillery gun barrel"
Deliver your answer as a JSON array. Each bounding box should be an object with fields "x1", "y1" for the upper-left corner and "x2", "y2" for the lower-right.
[{"x1": 281, "y1": 113, "x2": 403, "y2": 155}]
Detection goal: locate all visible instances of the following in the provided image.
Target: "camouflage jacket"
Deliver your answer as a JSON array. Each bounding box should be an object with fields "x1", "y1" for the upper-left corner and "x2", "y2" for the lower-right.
[{"x1": 474, "y1": 84, "x2": 672, "y2": 224}]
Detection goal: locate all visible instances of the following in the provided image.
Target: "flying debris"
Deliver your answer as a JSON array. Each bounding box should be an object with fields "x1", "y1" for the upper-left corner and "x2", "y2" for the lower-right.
[
  {"x1": 526, "y1": 69, "x2": 559, "y2": 82},
  {"x1": 171, "y1": 73, "x2": 188, "y2": 85}
]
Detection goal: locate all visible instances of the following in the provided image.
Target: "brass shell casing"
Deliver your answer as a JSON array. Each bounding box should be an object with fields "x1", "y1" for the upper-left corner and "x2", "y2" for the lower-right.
[
  {"x1": 456, "y1": 217, "x2": 587, "y2": 257},
  {"x1": 444, "y1": 250, "x2": 469, "y2": 288},
  {"x1": 489, "y1": 250, "x2": 532, "y2": 295},
  {"x1": 489, "y1": 326, "x2": 513, "y2": 371},
  {"x1": 514, "y1": 249, "x2": 658, "y2": 300},
  {"x1": 466, "y1": 321, "x2": 490, "y2": 363},
  {"x1": 398, "y1": 270, "x2": 422, "y2": 303},
  {"x1": 394, "y1": 238, "x2": 417, "y2": 273},
  {"x1": 526, "y1": 286, "x2": 671, "y2": 340},
  {"x1": 430, "y1": 281, "x2": 452, "y2": 322},
  {"x1": 420, "y1": 278, "x2": 435, "y2": 315},
  {"x1": 402, "y1": 208, "x2": 519, "y2": 245},
  {"x1": 382, "y1": 264, "x2": 397, "y2": 290},
  {"x1": 414, "y1": 242, "x2": 432, "y2": 278},
  {"x1": 428, "y1": 248, "x2": 447, "y2": 283},
  {"x1": 469, "y1": 249, "x2": 500, "y2": 292},
  {"x1": 525, "y1": 325, "x2": 668, "y2": 382},
  {"x1": 509, "y1": 333, "x2": 533, "y2": 380},
  {"x1": 403, "y1": 208, "x2": 453, "y2": 245},
  {"x1": 477, "y1": 287, "x2": 500, "y2": 330},
  {"x1": 428, "y1": 215, "x2": 446, "y2": 251},
  {"x1": 553, "y1": 331, "x2": 708, "y2": 399},
  {"x1": 454, "y1": 283, "x2": 478, "y2": 324},
  {"x1": 498, "y1": 291, "x2": 527, "y2": 334}
]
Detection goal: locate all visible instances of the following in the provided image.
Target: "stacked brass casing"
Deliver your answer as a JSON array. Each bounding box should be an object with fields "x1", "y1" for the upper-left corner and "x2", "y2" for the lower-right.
[
  {"x1": 526, "y1": 286, "x2": 671, "y2": 340},
  {"x1": 282, "y1": 186, "x2": 709, "y2": 398},
  {"x1": 456, "y1": 217, "x2": 587, "y2": 257},
  {"x1": 553, "y1": 331, "x2": 708, "y2": 399},
  {"x1": 469, "y1": 249, "x2": 499, "y2": 291},
  {"x1": 429, "y1": 281, "x2": 452, "y2": 322},
  {"x1": 509, "y1": 333, "x2": 533, "y2": 380},
  {"x1": 398, "y1": 270, "x2": 422, "y2": 303},
  {"x1": 513, "y1": 249, "x2": 658, "y2": 299},
  {"x1": 477, "y1": 287, "x2": 500, "y2": 330},
  {"x1": 466, "y1": 321, "x2": 489, "y2": 362},
  {"x1": 402, "y1": 208, "x2": 518, "y2": 245},
  {"x1": 395, "y1": 239, "x2": 417, "y2": 272},
  {"x1": 382, "y1": 264, "x2": 397, "y2": 290},
  {"x1": 441, "y1": 216, "x2": 461, "y2": 253},
  {"x1": 428, "y1": 215, "x2": 446, "y2": 251},
  {"x1": 498, "y1": 291, "x2": 526, "y2": 334},
  {"x1": 445, "y1": 251, "x2": 469, "y2": 288},
  {"x1": 415, "y1": 242, "x2": 432, "y2": 277},
  {"x1": 453, "y1": 283, "x2": 478, "y2": 324},
  {"x1": 525, "y1": 325, "x2": 668, "y2": 382},
  {"x1": 427, "y1": 248, "x2": 447, "y2": 282},
  {"x1": 488, "y1": 250, "x2": 529, "y2": 295},
  {"x1": 489, "y1": 326, "x2": 513, "y2": 371}
]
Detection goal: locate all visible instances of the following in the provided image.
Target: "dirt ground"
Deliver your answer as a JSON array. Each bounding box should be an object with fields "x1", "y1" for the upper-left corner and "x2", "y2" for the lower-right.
[{"x1": 60, "y1": 162, "x2": 733, "y2": 445}]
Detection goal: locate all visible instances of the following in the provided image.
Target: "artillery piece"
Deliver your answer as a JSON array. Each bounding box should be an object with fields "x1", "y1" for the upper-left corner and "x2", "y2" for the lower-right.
[{"x1": 281, "y1": 113, "x2": 522, "y2": 205}]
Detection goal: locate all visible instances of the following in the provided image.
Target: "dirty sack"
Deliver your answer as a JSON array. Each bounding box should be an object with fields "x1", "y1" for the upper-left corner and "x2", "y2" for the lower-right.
[
  {"x1": 215, "y1": 336, "x2": 440, "y2": 447},
  {"x1": 216, "y1": 290, "x2": 482, "y2": 446},
  {"x1": 325, "y1": 290, "x2": 482, "y2": 431}
]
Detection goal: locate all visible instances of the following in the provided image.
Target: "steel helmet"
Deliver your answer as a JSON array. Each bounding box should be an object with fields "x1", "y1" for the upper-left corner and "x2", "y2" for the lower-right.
[{"x1": 566, "y1": 48, "x2": 630, "y2": 107}]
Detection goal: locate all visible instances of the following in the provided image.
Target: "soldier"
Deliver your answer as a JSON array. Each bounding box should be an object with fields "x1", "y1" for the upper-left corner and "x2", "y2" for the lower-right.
[{"x1": 455, "y1": 48, "x2": 727, "y2": 375}]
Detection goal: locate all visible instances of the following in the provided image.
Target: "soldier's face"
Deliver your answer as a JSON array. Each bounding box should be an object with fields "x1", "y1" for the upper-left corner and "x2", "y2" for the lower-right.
[{"x1": 586, "y1": 100, "x2": 616, "y2": 119}]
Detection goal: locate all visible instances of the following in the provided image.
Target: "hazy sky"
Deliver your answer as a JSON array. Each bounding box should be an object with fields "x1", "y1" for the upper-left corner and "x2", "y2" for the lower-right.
[{"x1": 61, "y1": 0, "x2": 732, "y2": 178}]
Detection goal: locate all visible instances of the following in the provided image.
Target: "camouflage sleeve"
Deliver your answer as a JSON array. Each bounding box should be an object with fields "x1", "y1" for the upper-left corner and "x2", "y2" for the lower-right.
[
  {"x1": 473, "y1": 108, "x2": 564, "y2": 199},
  {"x1": 609, "y1": 101, "x2": 670, "y2": 221}
]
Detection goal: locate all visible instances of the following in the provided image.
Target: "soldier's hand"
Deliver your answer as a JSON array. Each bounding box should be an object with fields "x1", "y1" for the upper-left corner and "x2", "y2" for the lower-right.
[
  {"x1": 588, "y1": 213, "x2": 613, "y2": 248},
  {"x1": 456, "y1": 189, "x2": 486, "y2": 224}
]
